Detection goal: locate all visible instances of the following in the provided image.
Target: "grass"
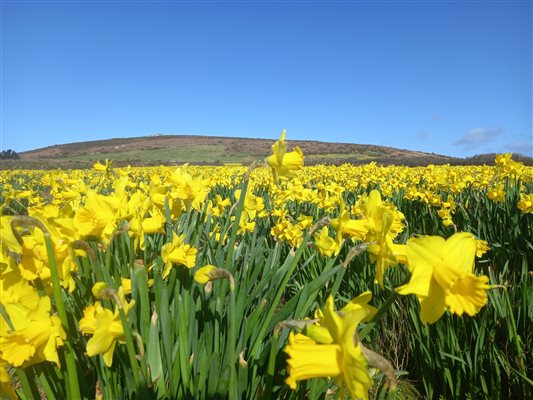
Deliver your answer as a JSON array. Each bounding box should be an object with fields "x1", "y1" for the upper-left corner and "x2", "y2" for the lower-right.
[
  {"x1": 62, "y1": 145, "x2": 256, "y2": 164},
  {"x1": 306, "y1": 153, "x2": 382, "y2": 161},
  {"x1": 56, "y1": 147, "x2": 385, "y2": 165}
]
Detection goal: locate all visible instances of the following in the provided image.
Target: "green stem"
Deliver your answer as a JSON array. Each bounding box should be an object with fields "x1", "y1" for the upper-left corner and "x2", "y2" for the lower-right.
[
  {"x1": 504, "y1": 289, "x2": 526, "y2": 370},
  {"x1": 249, "y1": 231, "x2": 311, "y2": 358},
  {"x1": 117, "y1": 306, "x2": 141, "y2": 389},
  {"x1": 36, "y1": 365, "x2": 57, "y2": 399},
  {"x1": 224, "y1": 177, "x2": 250, "y2": 274},
  {"x1": 264, "y1": 327, "x2": 279, "y2": 399},
  {"x1": 328, "y1": 262, "x2": 346, "y2": 298},
  {"x1": 359, "y1": 291, "x2": 399, "y2": 341},
  {"x1": 227, "y1": 285, "x2": 237, "y2": 399},
  {"x1": 44, "y1": 235, "x2": 81, "y2": 400},
  {"x1": 15, "y1": 368, "x2": 41, "y2": 400}
]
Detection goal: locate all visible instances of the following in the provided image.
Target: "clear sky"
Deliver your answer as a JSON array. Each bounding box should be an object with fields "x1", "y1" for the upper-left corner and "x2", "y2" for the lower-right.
[{"x1": 1, "y1": 1, "x2": 531, "y2": 157}]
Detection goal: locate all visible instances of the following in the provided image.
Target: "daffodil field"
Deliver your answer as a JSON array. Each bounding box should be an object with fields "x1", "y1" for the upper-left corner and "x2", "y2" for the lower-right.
[{"x1": 1, "y1": 132, "x2": 532, "y2": 399}]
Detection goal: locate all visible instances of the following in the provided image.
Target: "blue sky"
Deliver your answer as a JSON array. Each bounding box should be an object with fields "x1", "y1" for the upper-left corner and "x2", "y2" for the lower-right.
[{"x1": 1, "y1": 1, "x2": 531, "y2": 157}]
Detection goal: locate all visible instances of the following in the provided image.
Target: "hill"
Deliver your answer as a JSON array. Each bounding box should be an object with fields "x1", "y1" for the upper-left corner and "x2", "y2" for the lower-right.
[{"x1": 3, "y1": 134, "x2": 532, "y2": 169}]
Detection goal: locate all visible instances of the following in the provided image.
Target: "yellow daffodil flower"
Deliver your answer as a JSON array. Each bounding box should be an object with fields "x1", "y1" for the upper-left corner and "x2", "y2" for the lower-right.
[
  {"x1": 161, "y1": 232, "x2": 197, "y2": 278},
  {"x1": 475, "y1": 239, "x2": 490, "y2": 258},
  {"x1": 193, "y1": 265, "x2": 218, "y2": 284},
  {"x1": 74, "y1": 190, "x2": 117, "y2": 243},
  {"x1": 313, "y1": 226, "x2": 338, "y2": 257},
  {"x1": 120, "y1": 277, "x2": 154, "y2": 295},
  {"x1": 487, "y1": 183, "x2": 505, "y2": 203},
  {"x1": 270, "y1": 218, "x2": 303, "y2": 248},
  {"x1": 79, "y1": 287, "x2": 135, "y2": 367},
  {"x1": 0, "y1": 296, "x2": 65, "y2": 368},
  {"x1": 308, "y1": 291, "x2": 378, "y2": 343},
  {"x1": 517, "y1": 193, "x2": 533, "y2": 213},
  {"x1": 265, "y1": 130, "x2": 304, "y2": 181},
  {"x1": 396, "y1": 232, "x2": 491, "y2": 324},
  {"x1": 285, "y1": 296, "x2": 372, "y2": 399},
  {"x1": 0, "y1": 216, "x2": 22, "y2": 256},
  {"x1": 360, "y1": 190, "x2": 406, "y2": 286},
  {"x1": 93, "y1": 159, "x2": 113, "y2": 178},
  {"x1": 331, "y1": 200, "x2": 369, "y2": 253}
]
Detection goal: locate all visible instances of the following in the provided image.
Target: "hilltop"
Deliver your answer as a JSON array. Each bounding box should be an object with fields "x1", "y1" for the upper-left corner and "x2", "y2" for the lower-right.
[{"x1": 3, "y1": 134, "x2": 532, "y2": 169}]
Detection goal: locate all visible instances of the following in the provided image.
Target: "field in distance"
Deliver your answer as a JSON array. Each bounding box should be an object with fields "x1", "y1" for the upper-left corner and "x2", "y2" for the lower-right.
[{"x1": 4, "y1": 134, "x2": 533, "y2": 169}]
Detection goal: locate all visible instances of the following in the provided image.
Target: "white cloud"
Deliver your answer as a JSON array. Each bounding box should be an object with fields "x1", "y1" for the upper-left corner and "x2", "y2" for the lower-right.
[
  {"x1": 505, "y1": 139, "x2": 532, "y2": 156},
  {"x1": 453, "y1": 127, "x2": 504, "y2": 150}
]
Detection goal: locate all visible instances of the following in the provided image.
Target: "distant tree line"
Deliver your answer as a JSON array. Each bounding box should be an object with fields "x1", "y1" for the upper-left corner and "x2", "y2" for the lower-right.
[{"x1": 0, "y1": 150, "x2": 19, "y2": 160}]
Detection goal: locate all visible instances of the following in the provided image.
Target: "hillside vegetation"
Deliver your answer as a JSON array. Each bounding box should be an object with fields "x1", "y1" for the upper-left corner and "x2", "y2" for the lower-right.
[{"x1": 3, "y1": 134, "x2": 532, "y2": 169}]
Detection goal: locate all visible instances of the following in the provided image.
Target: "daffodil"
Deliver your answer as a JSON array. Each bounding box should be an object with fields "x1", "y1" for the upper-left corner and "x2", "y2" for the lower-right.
[
  {"x1": 437, "y1": 208, "x2": 454, "y2": 227},
  {"x1": 79, "y1": 287, "x2": 135, "y2": 367},
  {"x1": 168, "y1": 167, "x2": 209, "y2": 211},
  {"x1": 161, "y1": 232, "x2": 197, "y2": 278},
  {"x1": 331, "y1": 200, "x2": 369, "y2": 253},
  {"x1": 487, "y1": 183, "x2": 505, "y2": 203},
  {"x1": 313, "y1": 226, "x2": 338, "y2": 257},
  {"x1": 0, "y1": 296, "x2": 65, "y2": 368},
  {"x1": 93, "y1": 159, "x2": 113, "y2": 178},
  {"x1": 208, "y1": 194, "x2": 231, "y2": 218},
  {"x1": 14, "y1": 216, "x2": 81, "y2": 292},
  {"x1": 284, "y1": 296, "x2": 372, "y2": 399},
  {"x1": 270, "y1": 218, "x2": 303, "y2": 248},
  {"x1": 141, "y1": 211, "x2": 166, "y2": 234},
  {"x1": 517, "y1": 193, "x2": 533, "y2": 213},
  {"x1": 475, "y1": 239, "x2": 490, "y2": 258},
  {"x1": 396, "y1": 232, "x2": 491, "y2": 324},
  {"x1": 74, "y1": 190, "x2": 117, "y2": 243},
  {"x1": 17, "y1": 226, "x2": 51, "y2": 282},
  {"x1": 193, "y1": 265, "x2": 217, "y2": 284},
  {"x1": 234, "y1": 188, "x2": 265, "y2": 234},
  {"x1": 339, "y1": 291, "x2": 379, "y2": 322},
  {"x1": 193, "y1": 265, "x2": 235, "y2": 290},
  {"x1": 265, "y1": 130, "x2": 304, "y2": 181},
  {"x1": 0, "y1": 216, "x2": 22, "y2": 256},
  {"x1": 306, "y1": 291, "x2": 378, "y2": 342},
  {"x1": 495, "y1": 153, "x2": 523, "y2": 178},
  {"x1": 360, "y1": 190, "x2": 405, "y2": 286},
  {"x1": 1, "y1": 275, "x2": 42, "y2": 323},
  {"x1": 120, "y1": 276, "x2": 154, "y2": 295}
]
